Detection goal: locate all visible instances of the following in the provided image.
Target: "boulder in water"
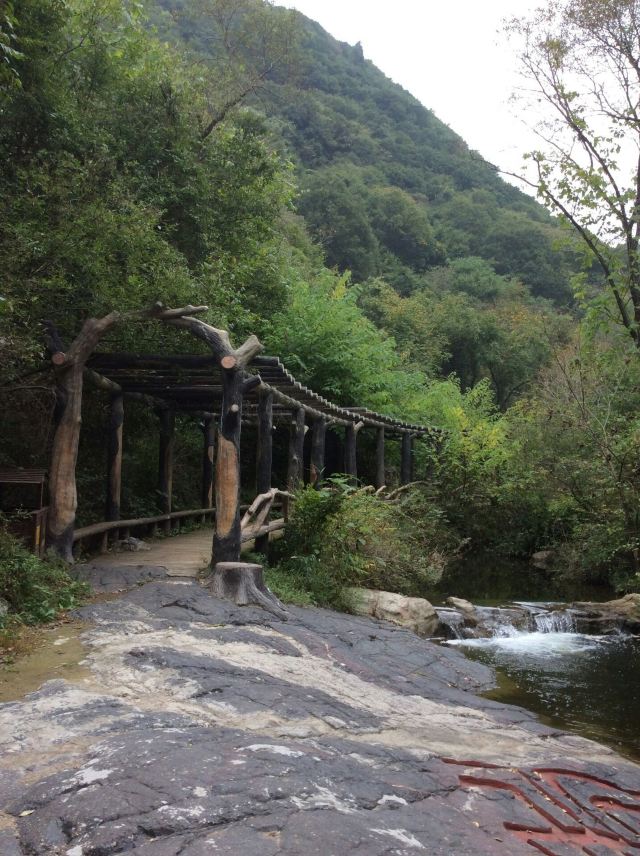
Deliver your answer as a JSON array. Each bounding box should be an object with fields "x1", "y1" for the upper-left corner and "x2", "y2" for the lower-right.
[
  {"x1": 531, "y1": 549, "x2": 555, "y2": 569},
  {"x1": 570, "y1": 593, "x2": 640, "y2": 634},
  {"x1": 445, "y1": 596, "x2": 475, "y2": 615},
  {"x1": 346, "y1": 587, "x2": 440, "y2": 637}
]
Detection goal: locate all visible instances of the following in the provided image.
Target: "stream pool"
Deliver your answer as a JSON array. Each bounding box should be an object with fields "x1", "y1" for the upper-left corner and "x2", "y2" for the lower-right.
[
  {"x1": 450, "y1": 631, "x2": 640, "y2": 761},
  {"x1": 425, "y1": 557, "x2": 640, "y2": 761}
]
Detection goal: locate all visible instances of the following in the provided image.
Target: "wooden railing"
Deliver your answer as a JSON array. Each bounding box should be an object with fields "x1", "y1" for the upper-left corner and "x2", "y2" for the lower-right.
[{"x1": 72, "y1": 504, "x2": 285, "y2": 557}]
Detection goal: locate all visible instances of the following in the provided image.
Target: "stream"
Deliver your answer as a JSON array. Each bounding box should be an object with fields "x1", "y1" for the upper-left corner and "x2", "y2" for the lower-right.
[{"x1": 426, "y1": 557, "x2": 640, "y2": 761}]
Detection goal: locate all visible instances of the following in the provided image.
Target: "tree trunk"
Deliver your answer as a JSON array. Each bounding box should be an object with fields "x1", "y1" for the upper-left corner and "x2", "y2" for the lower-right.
[
  {"x1": 158, "y1": 409, "x2": 174, "y2": 532},
  {"x1": 287, "y1": 406, "x2": 305, "y2": 491},
  {"x1": 44, "y1": 303, "x2": 209, "y2": 561},
  {"x1": 310, "y1": 416, "x2": 326, "y2": 486},
  {"x1": 400, "y1": 433, "x2": 413, "y2": 485},
  {"x1": 106, "y1": 392, "x2": 124, "y2": 523},
  {"x1": 255, "y1": 389, "x2": 273, "y2": 553},
  {"x1": 46, "y1": 363, "x2": 84, "y2": 562},
  {"x1": 345, "y1": 423, "x2": 357, "y2": 481},
  {"x1": 375, "y1": 426, "x2": 385, "y2": 489},
  {"x1": 201, "y1": 414, "x2": 215, "y2": 509},
  {"x1": 212, "y1": 366, "x2": 243, "y2": 564}
]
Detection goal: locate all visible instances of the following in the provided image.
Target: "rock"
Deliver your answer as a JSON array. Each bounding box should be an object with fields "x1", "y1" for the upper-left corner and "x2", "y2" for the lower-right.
[
  {"x1": 444, "y1": 597, "x2": 481, "y2": 630},
  {"x1": 446, "y1": 596, "x2": 475, "y2": 615},
  {"x1": 116, "y1": 536, "x2": 151, "y2": 552},
  {"x1": 0, "y1": 597, "x2": 9, "y2": 621},
  {"x1": 531, "y1": 549, "x2": 555, "y2": 569},
  {"x1": 602, "y1": 592, "x2": 640, "y2": 619},
  {"x1": 346, "y1": 587, "x2": 440, "y2": 637},
  {"x1": 571, "y1": 592, "x2": 640, "y2": 634}
]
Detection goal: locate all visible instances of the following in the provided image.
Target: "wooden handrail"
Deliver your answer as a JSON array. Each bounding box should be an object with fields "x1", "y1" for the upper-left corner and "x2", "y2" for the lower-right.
[
  {"x1": 73, "y1": 507, "x2": 216, "y2": 542},
  {"x1": 72, "y1": 502, "x2": 283, "y2": 543}
]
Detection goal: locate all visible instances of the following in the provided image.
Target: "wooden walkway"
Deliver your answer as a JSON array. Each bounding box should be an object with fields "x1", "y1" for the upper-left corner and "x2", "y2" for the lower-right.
[
  {"x1": 91, "y1": 530, "x2": 213, "y2": 578},
  {"x1": 90, "y1": 528, "x2": 262, "y2": 578}
]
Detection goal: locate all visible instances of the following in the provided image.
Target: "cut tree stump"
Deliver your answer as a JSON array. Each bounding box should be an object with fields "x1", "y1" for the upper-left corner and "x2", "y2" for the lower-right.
[{"x1": 210, "y1": 562, "x2": 288, "y2": 619}]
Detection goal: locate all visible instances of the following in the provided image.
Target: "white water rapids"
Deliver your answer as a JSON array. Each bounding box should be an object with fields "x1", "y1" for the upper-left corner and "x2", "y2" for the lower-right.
[{"x1": 437, "y1": 601, "x2": 621, "y2": 657}]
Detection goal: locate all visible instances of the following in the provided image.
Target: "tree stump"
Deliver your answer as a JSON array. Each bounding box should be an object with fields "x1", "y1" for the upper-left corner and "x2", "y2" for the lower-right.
[{"x1": 210, "y1": 562, "x2": 288, "y2": 619}]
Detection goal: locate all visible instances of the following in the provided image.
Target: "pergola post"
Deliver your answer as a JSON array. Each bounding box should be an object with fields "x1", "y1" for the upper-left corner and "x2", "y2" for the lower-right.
[
  {"x1": 375, "y1": 426, "x2": 385, "y2": 489},
  {"x1": 158, "y1": 408, "x2": 174, "y2": 531},
  {"x1": 344, "y1": 423, "x2": 358, "y2": 481},
  {"x1": 400, "y1": 432, "x2": 413, "y2": 485},
  {"x1": 255, "y1": 388, "x2": 273, "y2": 553},
  {"x1": 105, "y1": 392, "x2": 124, "y2": 524},
  {"x1": 287, "y1": 406, "x2": 305, "y2": 491},
  {"x1": 201, "y1": 413, "x2": 215, "y2": 512},
  {"x1": 43, "y1": 302, "x2": 209, "y2": 562},
  {"x1": 310, "y1": 416, "x2": 326, "y2": 487}
]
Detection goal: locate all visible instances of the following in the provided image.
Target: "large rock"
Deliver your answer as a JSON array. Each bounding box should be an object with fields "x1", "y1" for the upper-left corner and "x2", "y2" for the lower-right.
[
  {"x1": 571, "y1": 592, "x2": 640, "y2": 634},
  {"x1": 531, "y1": 549, "x2": 555, "y2": 569},
  {"x1": 346, "y1": 587, "x2": 440, "y2": 636}
]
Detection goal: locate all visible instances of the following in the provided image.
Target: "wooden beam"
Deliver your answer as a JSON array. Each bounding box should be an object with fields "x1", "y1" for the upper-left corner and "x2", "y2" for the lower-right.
[
  {"x1": 310, "y1": 416, "x2": 326, "y2": 487},
  {"x1": 401, "y1": 433, "x2": 413, "y2": 485},
  {"x1": 201, "y1": 414, "x2": 215, "y2": 510},
  {"x1": 375, "y1": 426, "x2": 385, "y2": 490},
  {"x1": 105, "y1": 392, "x2": 124, "y2": 522},
  {"x1": 255, "y1": 388, "x2": 274, "y2": 553},
  {"x1": 287, "y1": 407, "x2": 305, "y2": 491}
]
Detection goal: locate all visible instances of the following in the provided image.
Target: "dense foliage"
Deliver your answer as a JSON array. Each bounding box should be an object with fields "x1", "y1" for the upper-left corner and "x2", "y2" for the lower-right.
[
  {"x1": 268, "y1": 480, "x2": 449, "y2": 609},
  {"x1": 153, "y1": 0, "x2": 582, "y2": 303},
  {"x1": 0, "y1": 529, "x2": 87, "y2": 626},
  {"x1": 2, "y1": 0, "x2": 639, "y2": 613}
]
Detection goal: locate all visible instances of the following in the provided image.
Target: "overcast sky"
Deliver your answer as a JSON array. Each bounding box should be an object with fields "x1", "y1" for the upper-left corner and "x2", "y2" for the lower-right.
[{"x1": 277, "y1": 0, "x2": 540, "y2": 182}]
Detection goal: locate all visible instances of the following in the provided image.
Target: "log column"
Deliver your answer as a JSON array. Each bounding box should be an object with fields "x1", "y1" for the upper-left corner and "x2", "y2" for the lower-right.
[
  {"x1": 213, "y1": 358, "x2": 244, "y2": 562},
  {"x1": 105, "y1": 392, "x2": 124, "y2": 523},
  {"x1": 375, "y1": 426, "x2": 385, "y2": 490},
  {"x1": 201, "y1": 414, "x2": 215, "y2": 510},
  {"x1": 310, "y1": 416, "x2": 326, "y2": 487},
  {"x1": 255, "y1": 388, "x2": 273, "y2": 553},
  {"x1": 158, "y1": 408, "x2": 175, "y2": 531},
  {"x1": 287, "y1": 407, "x2": 306, "y2": 491},
  {"x1": 400, "y1": 432, "x2": 413, "y2": 485},
  {"x1": 344, "y1": 423, "x2": 358, "y2": 481}
]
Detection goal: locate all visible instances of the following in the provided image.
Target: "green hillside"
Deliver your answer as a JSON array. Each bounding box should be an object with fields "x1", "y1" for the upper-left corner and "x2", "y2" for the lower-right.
[{"x1": 152, "y1": 0, "x2": 577, "y2": 301}]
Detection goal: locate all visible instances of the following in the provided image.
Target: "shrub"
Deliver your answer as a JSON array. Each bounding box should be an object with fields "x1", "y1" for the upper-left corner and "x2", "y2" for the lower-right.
[
  {"x1": 270, "y1": 479, "x2": 450, "y2": 608},
  {"x1": 0, "y1": 529, "x2": 88, "y2": 626}
]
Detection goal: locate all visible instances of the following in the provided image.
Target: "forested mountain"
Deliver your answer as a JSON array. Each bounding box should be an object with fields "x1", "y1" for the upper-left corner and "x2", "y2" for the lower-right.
[{"x1": 152, "y1": 0, "x2": 578, "y2": 301}]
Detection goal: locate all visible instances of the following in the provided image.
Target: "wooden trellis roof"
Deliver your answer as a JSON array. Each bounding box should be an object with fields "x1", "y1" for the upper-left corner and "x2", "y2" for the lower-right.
[{"x1": 87, "y1": 352, "x2": 441, "y2": 438}]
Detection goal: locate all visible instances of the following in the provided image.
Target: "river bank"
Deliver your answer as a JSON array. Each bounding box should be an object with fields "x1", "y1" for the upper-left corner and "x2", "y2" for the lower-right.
[{"x1": 1, "y1": 566, "x2": 639, "y2": 854}]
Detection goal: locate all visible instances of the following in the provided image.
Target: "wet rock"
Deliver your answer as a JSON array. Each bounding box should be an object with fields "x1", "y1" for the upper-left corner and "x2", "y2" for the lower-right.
[
  {"x1": 444, "y1": 596, "x2": 481, "y2": 630},
  {"x1": 446, "y1": 596, "x2": 475, "y2": 615},
  {"x1": 2, "y1": 579, "x2": 638, "y2": 855},
  {"x1": 530, "y1": 549, "x2": 555, "y2": 569},
  {"x1": 570, "y1": 592, "x2": 640, "y2": 634},
  {"x1": 346, "y1": 587, "x2": 440, "y2": 636}
]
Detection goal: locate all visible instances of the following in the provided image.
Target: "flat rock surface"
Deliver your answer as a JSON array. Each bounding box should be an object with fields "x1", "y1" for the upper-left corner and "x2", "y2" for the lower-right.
[{"x1": 1, "y1": 572, "x2": 639, "y2": 855}]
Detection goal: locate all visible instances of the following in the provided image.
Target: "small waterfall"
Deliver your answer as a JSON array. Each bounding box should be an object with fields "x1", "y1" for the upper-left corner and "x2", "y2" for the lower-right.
[
  {"x1": 534, "y1": 609, "x2": 577, "y2": 634},
  {"x1": 435, "y1": 602, "x2": 581, "y2": 640},
  {"x1": 434, "y1": 608, "x2": 466, "y2": 639}
]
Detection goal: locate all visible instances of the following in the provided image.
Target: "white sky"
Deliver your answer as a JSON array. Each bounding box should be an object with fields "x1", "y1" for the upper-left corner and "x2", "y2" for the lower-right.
[{"x1": 277, "y1": 0, "x2": 540, "y2": 183}]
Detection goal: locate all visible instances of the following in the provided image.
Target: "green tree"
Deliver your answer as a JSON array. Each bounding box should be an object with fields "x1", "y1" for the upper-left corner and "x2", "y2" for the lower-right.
[{"x1": 507, "y1": 0, "x2": 640, "y2": 341}]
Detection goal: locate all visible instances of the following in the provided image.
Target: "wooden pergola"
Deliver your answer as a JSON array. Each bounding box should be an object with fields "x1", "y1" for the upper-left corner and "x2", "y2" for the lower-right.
[
  {"x1": 87, "y1": 351, "x2": 440, "y2": 498},
  {"x1": 43, "y1": 305, "x2": 440, "y2": 611}
]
